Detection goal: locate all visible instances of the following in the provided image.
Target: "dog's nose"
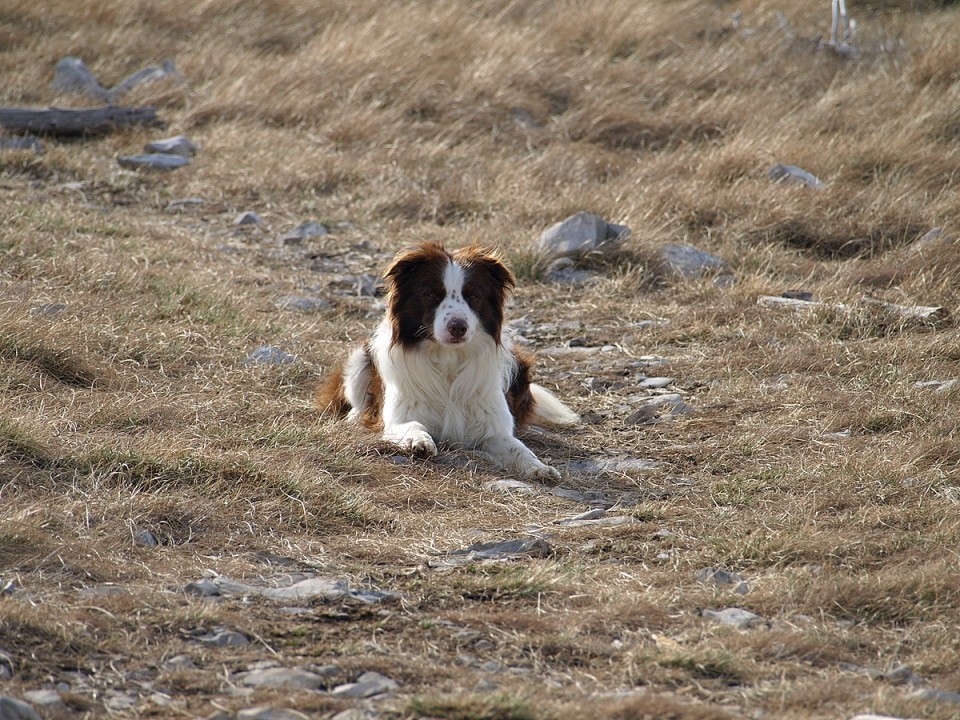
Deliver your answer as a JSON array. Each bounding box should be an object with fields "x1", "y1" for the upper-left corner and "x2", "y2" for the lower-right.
[{"x1": 447, "y1": 318, "x2": 468, "y2": 339}]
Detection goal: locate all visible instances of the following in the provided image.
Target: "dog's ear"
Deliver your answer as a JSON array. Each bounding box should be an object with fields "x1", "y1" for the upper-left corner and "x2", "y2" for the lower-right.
[
  {"x1": 383, "y1": 242, "x2": 448, "y2": 288},
  {"x1": 457, "y1": 247, "x2": 516, "y2": 294}
]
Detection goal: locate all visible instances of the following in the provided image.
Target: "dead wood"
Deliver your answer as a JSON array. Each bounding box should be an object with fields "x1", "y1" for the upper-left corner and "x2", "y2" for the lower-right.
[{"x1": 0, "y1": 106, "x2": 164, "y2": 137}]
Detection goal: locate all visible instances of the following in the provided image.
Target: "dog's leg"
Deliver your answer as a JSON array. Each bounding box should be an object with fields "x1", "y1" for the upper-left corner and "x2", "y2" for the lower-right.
[
  {"x1": 482, "y1": 435, "x2": 560, "y2": 481},
  {"x1": 342, "y1": 346, "x2": 372, "y2": 423},
  {"x1": 383, "y1": 421, "x2": 438, "y2": 457}
]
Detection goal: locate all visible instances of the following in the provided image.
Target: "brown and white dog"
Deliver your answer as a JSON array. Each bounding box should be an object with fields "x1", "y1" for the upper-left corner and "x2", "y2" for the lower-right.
[{"x1": 320, "y1": 242, "x2": 577, "y2": 479}]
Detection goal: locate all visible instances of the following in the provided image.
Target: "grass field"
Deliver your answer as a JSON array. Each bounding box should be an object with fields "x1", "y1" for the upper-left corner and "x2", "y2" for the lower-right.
[{"x1": 3, "y1": 1, "x2": 960, "y2": 718}]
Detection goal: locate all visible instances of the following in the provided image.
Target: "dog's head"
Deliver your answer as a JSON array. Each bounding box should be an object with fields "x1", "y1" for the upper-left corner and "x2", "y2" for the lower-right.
[{"x1": 383, "y1": 242, "x2": 515, "y2": 349}]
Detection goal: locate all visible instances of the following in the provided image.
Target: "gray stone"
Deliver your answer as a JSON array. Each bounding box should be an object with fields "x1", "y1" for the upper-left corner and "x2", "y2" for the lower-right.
[
  {"x1": 555, "y1": 513, "x2": 640, "y2": 528},
  {"x1": 568, "y1": 456, "x2": 659, "y2": 474},
  {"x1": 183, "y1": 579, "x2": 220, "y2": 597},
  {"x1": 163, "y1": 655, "x2": 197, "y2": 671},
  {"x1": 237, "y1": 708, "x2": 311, "y2": 720},
  {"x1": 243, "y1": 345, "x2": 298, "y2": 366},
  {"x1": 908, "y1": 687, "x2": 960, "y2": 705},
  {"x1": 695, "y1": 567, "x2": 746, "y2": 586},
  {"x1": 624, "y1": 406, "x2": 659, "y2": 426},
  {"x1": 482, "y1": 479, "x2": 537, "y2": 495},
  {"x1": 212, "y1": 575, "x2": 394, "y2": 604},
  {"x1": 117, "y1": 153, "x2": 191, "y2": 171},
  {"x1": 356, "y1": 273, "x2": 378, "y2": 297},
  {"x1": 768, "y1": 163, "x2": 824, "y2": 189},
  {"x1": 0, "y1": 697, "x2": 42, "y2": 720},
  {"x1": 234, "y1": 211, "x2": 263, "y2": 226},
  {"x1": 538, "y1": 211, "x2": 630, "y2": 261},
  {"x1": 701, "y1": 607, "x2": 764, "y2": 629},
  {"x1": 331, "y1": 671, "x2": 398, "y2": 699},
  {"x1": 551, "y1": 487, "x2": 615, "y2": 507},
  {"x1": 20, "y1": 691, "x2": 61, "y2": 708},
  {"x1": 281, "y1": 221, "x2": 328, "y2": 244},
  {"x1": 134, "y1": 529, "x2": 159, "y2": 547},
  {"x1": 145, "y1": 135, "x2": 197, "y2": 157},
  {"x1": 106, "y1": 59, "x2": 178, "y2": 101},
  {"x1": 29, "y1": 303, "x2": 66, "y2": 316},
  {"x1": 0, "y1": 137, "x2": 43, "y2": 154},
  {"x1": 641, "y1": 377, "x2": 674, "y2": 389},
  {"x1": 645, "y1": 393, "x2": 695, "y2": 416},
  {"x1": 275, "y1": 296, "x2": 332, "y2": 312},
  {"x1": 198, "y1": 629, "x2": 249, "y2": 647},
  {"x1": 165, "y1": 198, "x2": 205, "y2": 212},
  {"x1": 51, "y1": 57, "x2": 108, "y2": 100},
  {"x1": 447, "y1": 538, "x2": 552, "y2": 561},
  {"x1": 658, "y1": 244, "x2": 729, "y2": 279},
  {"x1": 236, "y1": 667, "x2": 326, "y2": 690}
]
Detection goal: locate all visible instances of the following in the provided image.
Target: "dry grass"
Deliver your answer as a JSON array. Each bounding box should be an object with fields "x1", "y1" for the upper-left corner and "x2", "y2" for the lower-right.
[{"x1": 3, "y1": 0, "x2": 960, "y2": 718}]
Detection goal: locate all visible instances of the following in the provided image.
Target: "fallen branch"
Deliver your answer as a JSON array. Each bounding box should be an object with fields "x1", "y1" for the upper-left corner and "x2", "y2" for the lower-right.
[
  {"x1": 758, "y1": 294, "x2": 947, "y2": 322},
  {"x1": 0, "y1": 106, "x2": 163, "y2": 137}
]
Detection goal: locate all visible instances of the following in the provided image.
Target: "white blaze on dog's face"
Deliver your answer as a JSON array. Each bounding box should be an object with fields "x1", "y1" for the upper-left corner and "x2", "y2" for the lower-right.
[{"x1": 433, "y1": 259, "x2": 478, "y2": 345}]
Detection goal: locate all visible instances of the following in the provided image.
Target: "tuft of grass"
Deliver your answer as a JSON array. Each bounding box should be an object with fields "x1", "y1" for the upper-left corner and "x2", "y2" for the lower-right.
[{"x1": 408, "y1": 694, "x2": 540, "y2": 720}]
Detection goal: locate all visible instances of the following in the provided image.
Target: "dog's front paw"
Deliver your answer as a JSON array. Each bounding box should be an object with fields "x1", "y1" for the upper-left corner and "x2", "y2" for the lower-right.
[
  {"x1": 519, "y1": 461, "x2": 561, "y2": 482},
  {"x1": 399, "y1": 432, "x2": 438, "y2": 458}
]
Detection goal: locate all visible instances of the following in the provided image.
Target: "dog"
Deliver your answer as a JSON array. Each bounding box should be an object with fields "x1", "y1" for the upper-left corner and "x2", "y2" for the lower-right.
[{"x1": 319, "y1": 242, "x2": 577, "y2": 479}]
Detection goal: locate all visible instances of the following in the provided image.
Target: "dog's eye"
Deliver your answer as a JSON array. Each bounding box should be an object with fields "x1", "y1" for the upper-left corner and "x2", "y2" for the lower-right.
[
  {"x1": 423, "y1": 290, "x2": 440, "y2": 301},
  {"x1": 466, "y1": 293, "x2": 481, "y2": 303}
]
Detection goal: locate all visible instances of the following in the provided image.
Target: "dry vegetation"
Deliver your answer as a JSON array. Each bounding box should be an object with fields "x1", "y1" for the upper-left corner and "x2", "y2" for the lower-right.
[{"x1": 3, "y1": 0, "x2": 960, "y2": 718}]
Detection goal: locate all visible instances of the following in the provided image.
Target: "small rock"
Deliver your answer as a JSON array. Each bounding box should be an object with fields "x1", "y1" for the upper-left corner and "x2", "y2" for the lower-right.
[
  {"x1": 658, "y1": 244, "x2": 729, "y2": 279},
  {"x1": 234, "y1": 211, "x2": 263, "y2": 226},
  {"x1": 701, "y1": 607, "x2": 764, "y2": 629},
  {"x1": 198, "y1": 629, "x2": 249, "y2": 647},
  {"x1": 551, "y1": 487, "x2": 614, "y2": 507},
  {"x1": 237, "y1": 708, "x2": 311, "y2": 720},
  {"x1": 447, "y1": 538, "x2": 552, "y2": 561},
  {"x1": 165, "y1": 198, "x2": 205, "y2": 213},
  {"x1": 0, "y1": 697, "x2": 42, "y2": 720},
  {"x1": 134, "y1": 529, "x2": 159, "y2": 547},
  {"x1": 236, "y1": 667, "x2": 327, "y2": 690},
  {"x1": 557, "y1": 508, "x2": 607, "y2": 523},
  {"x1": 568, "y1": 456, "x2": 658, "y2": 474},
  {"x1": 0, "y1": 137, "x2": 43, "y2": 154},
  {"x1": 624, "y1": 406, "x2": 659, "y2": 426},
  {"x1": 243, "y1": 345, "x2": 298, "y2": 367},
  {"x1": 51, "y1": 57, "x2": 107, "y2": 100},
  {"x1": 281, "y1": 221, "x2": 328, "y2": 245},
  {"x1": 356, "y1": 273, "x2": 378, "y2": 297},
  {"x1": 511, "y1": 108, "x2": 541, "y2": 129},
  {"x1": 212, "y1": 574, "x2": 395, "y2": 604},
  {"x1": 183, "y1": 579, "x2": 220, "y2": 597},
  {"x1": 145, "y1": 135, "x2": 197, "y2": 157},
  {"x1": 331, "y1": 671, "x2": 398, "y2": 699},
  {"x1": 641, "y1": 377, "x2": 674, "y2": 389},
  {"x1": 908, "y1": 687, "x2": 960, "y2": 705},
  {"x1": 645, "y1": 393, "x2": 695, "y2": 416},
  {"x1": 481, "y1": 479, "x2": 537, "y2": 495},
  {"x1": 163, "y1": 655, "x2": 197, "y2": 671},
  {"x1": 275, "y1": 296, "x2": 332, "y2": 312},
  {"x1": 695, "y1": 567, "x2": 745, "y2": 586},
  {"x1": 555, "y1": 514, "x2": 640, "y2": 528},
  {"x1": 538, "y1": 211, "x2": 630, "y2": 262},
  {"x1": 29, "y1": 303, "x2": 66, "y2": 316},
  {"x1": 768, "y1": 163, "x2": 824, "y2": 189},
  {"x1": 781, "y1": 290, "x2": 814, "y2": 301},
  {"x1": 580, "y1": 411, "x2": 604, "y2": 425},
  {"x1": 117, "y1": 153, "x2": 191, "y2": 171},
  {"x1": 20, "y1": 691, "x2": 61, "y2": 708}
]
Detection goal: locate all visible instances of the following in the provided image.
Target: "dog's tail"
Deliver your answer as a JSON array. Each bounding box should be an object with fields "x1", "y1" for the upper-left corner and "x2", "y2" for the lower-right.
[{"x1": 529, "y1": 384, "x2": 579, "y2": 426}]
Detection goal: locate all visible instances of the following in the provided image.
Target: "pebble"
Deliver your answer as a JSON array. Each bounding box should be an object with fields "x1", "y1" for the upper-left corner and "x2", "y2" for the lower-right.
[
  {"x1": 769, "y1": 162, "x2": 824, "y2": 189},
  {"x1": 446, "y1": 538, "x2": 552, "y2": 561},
  {"x1": 163, "y1": 655, "x2": 197, "y2": 671},
  {"x1": 117, "y1": 153, "x2": 191, "y2": 171},
  {"x1": 165, "y1": 198, "x2": 205, "y2": 212},
  {"x1": 624, "y1": 406, "x2": 659, "y2": 426},
  {"x1": 567, "y1": 456, "x2": 659, "y2": 474},
  {"x1": 212, "y1": 574, "x2": 395, "y2": 604},
  {"x1": 555, "y1": 514, "x2": 640, "y2": 528},
  {"x1": 236, "y1": 667, "x2": 327, "y2": 690},
  {"x1": 538, "y1": 211, "x2": 630, "y2": 262},
  {"x1": 198, "y1": 628, "x2": 250, "y2": 647},
  {"x1": 29, "y1": 303, "x2": 66, "y2": 316},
  {"x1": 275, "y1": 296, "x2": 332, "y2": 312},
  {"x1": 134, "y1": 529, "x2": 159, "y2": 547},
  {"x1": 641, "y1": 377, "x2": 674, "y2": 389},
  {"x1": 695, "y1": 567, "x2": 750, "y2": 594},
  {"x1": 243, "y1": 345, "x2": 299, "y2": 367},
  {"x1": 481, "y1": 479, "x2": 537, "y2": 495},
  {"x1": 237, "y1": 708, "x2": 311, "y2": 720},
  {"x1": 331, "y1": 671, "x2": 398, "y2": 699},
  {"x1": 20, "y1": 691, "x2": 61, "y2": 708},
  {"x1": 234, "y1": 211, "x2": 263, "y2": 226},
  {"x1": 0, "y1": 697, "x2": 41, "y2": 720},
  {"x1": 0, "y1": 136, "x2": 43, "y2": 154},
  {"x1": 281, "y1": 221, "x2": 328, "y2": 245},
  {"x1": 908, "y1": 687, "x2": 960, "y2": 705},
  {"x1": 658, "y1": 244, "x2": 729, "y2": 279},
  {"x1": 551, "y1": 487, "x2": 616, "y2": 507},
  {"x1": 701, "y1": 608, "x2": 764, "y2": 629},
  {"x1": 183, "y1": 579, "x2": 220, "y2": 597},
  {"x1": 145, "y1": 135, "x2": 197, "y2": 157},
  {"x1": 644, "y1": 393, "x2": 695, "y2": 416}
]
